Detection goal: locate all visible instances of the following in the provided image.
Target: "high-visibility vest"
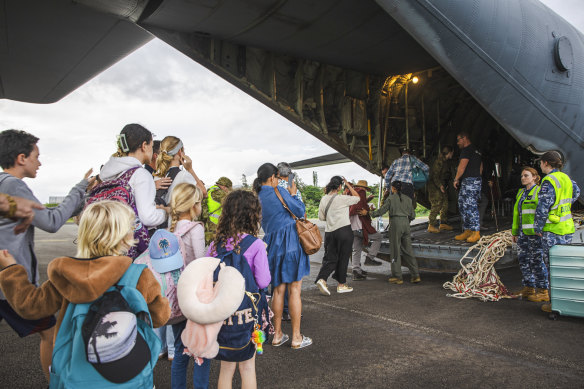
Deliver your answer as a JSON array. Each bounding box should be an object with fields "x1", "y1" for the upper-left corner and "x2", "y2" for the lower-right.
[
  {"x1": 207, "y1": 186, "x2": 223, "y2": 225},
  {"x1": 541, "y1": 171, "x2": 575, "y2": 235},
  {"x1": 512, "y1": 185, "x2": 539, "y2": 236}
]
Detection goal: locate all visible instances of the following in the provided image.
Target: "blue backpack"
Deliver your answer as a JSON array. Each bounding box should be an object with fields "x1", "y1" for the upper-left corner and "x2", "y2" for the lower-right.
[
  {"x1": 49, "y1": 264, "x2": 162, "y2": 388},
  {"x1": 213, "y1": 235, "x2": 269, "y2": 362}
]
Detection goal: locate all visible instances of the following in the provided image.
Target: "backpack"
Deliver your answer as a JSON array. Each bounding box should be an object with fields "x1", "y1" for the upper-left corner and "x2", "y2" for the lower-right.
[
  {"x1": 213, "y1": 235, "x2": 270, "y2": 362},
  {"x1": 86, "y1": 167, "x2": 149, "y2": 259},
  {"x1": 49, "y1": 264, "x2": 161, "y2": 388}
]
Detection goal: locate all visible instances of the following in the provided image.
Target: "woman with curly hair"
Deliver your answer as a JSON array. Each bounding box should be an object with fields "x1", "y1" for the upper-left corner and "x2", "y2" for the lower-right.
[
  {"x1": 253, "y1": 163, "x2": 312, "y2": 350},
  {"x1": 207, "y1": 190, "x2": 271, "y2": 389}
]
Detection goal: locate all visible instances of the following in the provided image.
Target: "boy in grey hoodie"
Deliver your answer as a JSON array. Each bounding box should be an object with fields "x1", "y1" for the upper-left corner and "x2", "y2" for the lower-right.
[{"x1": 0, "y1": 129, "x2": 91, "y2": 382}]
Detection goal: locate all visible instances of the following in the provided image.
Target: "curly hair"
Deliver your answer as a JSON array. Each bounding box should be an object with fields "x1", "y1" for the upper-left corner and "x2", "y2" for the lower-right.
[{"x1": 212, "y1": 190, "x2": 262, "y2": 253}]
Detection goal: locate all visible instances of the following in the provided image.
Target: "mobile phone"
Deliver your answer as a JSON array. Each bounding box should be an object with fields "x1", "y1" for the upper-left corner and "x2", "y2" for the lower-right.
[{"x1": 288, "y1": 173, "x2": 295, "y2": 187}]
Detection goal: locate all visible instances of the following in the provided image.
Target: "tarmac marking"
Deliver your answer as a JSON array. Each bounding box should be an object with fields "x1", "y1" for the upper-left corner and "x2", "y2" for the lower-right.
[{"x1": 304, "y1": 297, "x2": 582, "y2": 373}]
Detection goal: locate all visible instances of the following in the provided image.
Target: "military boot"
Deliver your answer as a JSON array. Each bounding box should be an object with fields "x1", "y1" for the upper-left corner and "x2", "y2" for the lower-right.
[
  {"x1": 455, "y1": 230, "x2": 472, "y2": 241},
  {"x1": 466, "y1": 231, "x2": 481, "y2": 243},
  {"x1": 514, "y1": 286, "x2": 536, "y2": 298},
  {"x1": 427, "y1": 225, "x2": 440, "y2": 233},
  {"x1": 528, "y1": 289, "x2": 550, "y2": 302},
  {"x1": 439, "y1": 223, "x2": 454, "y2": 231}
]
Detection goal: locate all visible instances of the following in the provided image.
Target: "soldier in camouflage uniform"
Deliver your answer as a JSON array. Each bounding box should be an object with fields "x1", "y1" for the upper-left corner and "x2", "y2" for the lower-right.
[
  {"x1": 202, "y1": 176, "x2": 232, "y2": 244},
  {"x1": 427, "y1": 146, "x2": 454, "y2": 233}
]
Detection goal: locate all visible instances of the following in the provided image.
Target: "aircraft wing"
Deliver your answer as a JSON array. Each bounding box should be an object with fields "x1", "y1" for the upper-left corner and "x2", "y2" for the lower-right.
[{"x1": 0, "y1": 0, "x2": 152, "y2": 104}]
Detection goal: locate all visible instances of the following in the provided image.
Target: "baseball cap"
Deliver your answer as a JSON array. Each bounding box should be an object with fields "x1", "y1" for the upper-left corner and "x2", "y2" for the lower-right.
[
  {"x1": 82, "y1": 291, "x2": 151, "y2": 383},
  {"x1": 149, "y1": 229, "x2": 184, "y2": 274},
  {"x1": 536, "y1": 150, "x2": 563, "y2": 165}
]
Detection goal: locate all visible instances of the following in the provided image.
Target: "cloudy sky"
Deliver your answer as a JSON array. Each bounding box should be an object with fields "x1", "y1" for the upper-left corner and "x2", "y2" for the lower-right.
[{"x1": 0, "y1": 0, "x2": 582, "y2": 202}]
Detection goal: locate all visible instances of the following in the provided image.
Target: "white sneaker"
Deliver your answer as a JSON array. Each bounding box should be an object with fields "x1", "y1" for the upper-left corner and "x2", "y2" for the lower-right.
[
  {"x1": 316, "y1": 279, "x2": 331, "y2": 296},
  {"x1": 337, "y1": 284, "x2": 354, "y2": 293}
]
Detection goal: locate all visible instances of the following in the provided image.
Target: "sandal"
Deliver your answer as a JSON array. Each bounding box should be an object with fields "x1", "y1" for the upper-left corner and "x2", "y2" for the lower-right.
[
  {"x1": 271, "y1": 333, "x2": 289, "y2": 347},
  {"x1": 291, "y1": 335, "x2": 313, "y2": 349}
]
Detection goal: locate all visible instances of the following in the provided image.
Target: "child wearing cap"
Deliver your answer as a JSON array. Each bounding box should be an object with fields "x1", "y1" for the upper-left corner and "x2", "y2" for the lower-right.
[{"x1": 0, "y1": 200, "x2": 170, "y2": 385}]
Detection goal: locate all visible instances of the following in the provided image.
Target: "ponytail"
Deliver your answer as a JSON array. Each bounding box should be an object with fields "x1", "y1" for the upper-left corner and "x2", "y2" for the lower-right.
[
  {"x1": 254, "y1": 163, "x2": 278, "y2": 194},
  {"x1": 155, "y1": 136, "x2": 182, "y2": 177},
  {"x1": 325, "y1": 176, "x2": 343, "y2": 194},
  {"x1": 253, "y1": 178, "x2": 262, "y2": 194}
]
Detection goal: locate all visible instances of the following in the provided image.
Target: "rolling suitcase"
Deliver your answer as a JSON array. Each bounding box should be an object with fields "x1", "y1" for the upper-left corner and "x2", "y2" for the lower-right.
[{"x1": 548, "y1": 244, "x2": 584, "y2": 319}]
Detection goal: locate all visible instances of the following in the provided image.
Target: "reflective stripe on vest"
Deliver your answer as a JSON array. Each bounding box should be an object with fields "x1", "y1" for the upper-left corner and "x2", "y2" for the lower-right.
[
  {"x1": 207, "y1": 186, "x2": 222, "y2": 225},
  {"x1": 542, "y1": 171, "x2": 575, "y2": 235},
  {"x1": 512, "y1": 185, "x2": 539, "y2": 236}
]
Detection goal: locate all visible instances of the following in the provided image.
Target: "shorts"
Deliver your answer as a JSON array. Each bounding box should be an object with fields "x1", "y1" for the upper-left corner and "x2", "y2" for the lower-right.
[{"x1": 0, "y1": 299, "x2": 56, "y2": 338}]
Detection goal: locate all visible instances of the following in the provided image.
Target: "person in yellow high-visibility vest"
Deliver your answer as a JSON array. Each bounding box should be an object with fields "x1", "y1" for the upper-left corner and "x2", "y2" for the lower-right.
[
  {"x1": 203, "y1": 177, "x2": 232, "y2": 244},
  {"x1": 511, "y1": 167, "x2": 548, "y2": 301},
  {"x1": 533, "y1": 151, "x2": 581, "y2": 312}
]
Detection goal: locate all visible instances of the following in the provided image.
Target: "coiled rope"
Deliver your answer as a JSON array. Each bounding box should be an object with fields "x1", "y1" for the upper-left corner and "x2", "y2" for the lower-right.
[{"x1": 443, "y1": 231, "x2": 514, "y2": 302}]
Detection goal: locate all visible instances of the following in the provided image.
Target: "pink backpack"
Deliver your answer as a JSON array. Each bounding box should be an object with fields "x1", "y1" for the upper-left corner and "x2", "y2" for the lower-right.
[{"x1": 134, "y1": 221, "x2": 203, "y2": 325}]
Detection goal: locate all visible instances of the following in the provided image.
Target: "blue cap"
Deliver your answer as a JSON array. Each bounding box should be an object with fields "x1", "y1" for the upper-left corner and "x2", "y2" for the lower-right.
[{"x1": 149, "y1": 230, "x2": 184, "y2": 274}]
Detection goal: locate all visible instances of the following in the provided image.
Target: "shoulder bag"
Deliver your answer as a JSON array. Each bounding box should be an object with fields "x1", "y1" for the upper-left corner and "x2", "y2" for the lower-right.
[{"x1": 274, "y1": 188, "x2": 323, "y2": 255}]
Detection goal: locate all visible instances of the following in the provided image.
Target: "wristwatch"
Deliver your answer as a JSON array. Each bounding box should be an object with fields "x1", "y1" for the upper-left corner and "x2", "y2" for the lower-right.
[{"x1": 0, "y1": 194, "x2": 17, "y2": 218}]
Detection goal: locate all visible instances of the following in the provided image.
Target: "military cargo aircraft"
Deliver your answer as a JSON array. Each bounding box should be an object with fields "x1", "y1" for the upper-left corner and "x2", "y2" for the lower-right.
[{"x1": 2, "y1": 0, "x2": 582, "y2": 269}]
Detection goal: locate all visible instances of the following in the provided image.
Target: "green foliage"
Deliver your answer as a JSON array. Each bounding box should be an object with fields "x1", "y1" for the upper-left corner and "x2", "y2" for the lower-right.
[
  {"x1": 301, "y1": 185, "x2": 324, "y2": 218},
  {"x1": 415, "y1": 203, "x2": 430, "y2": 217}
]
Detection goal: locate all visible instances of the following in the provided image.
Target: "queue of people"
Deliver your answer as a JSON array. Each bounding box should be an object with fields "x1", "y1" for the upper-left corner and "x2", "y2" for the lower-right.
[{"x1": 0, "y1": 124, "x2": 581, "y2": 387}]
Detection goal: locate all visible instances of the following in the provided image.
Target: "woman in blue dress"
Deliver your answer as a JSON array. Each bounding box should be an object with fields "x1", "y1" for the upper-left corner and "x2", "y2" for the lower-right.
[{"x1": 254, "y1": 163, "x2": 312, "y2": 349}]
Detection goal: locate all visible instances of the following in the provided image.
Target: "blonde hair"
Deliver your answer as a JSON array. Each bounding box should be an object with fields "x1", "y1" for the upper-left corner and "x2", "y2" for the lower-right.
[
  {"x1": 170, "y1": 183, "x2": 203, "y2": 232},
  {"x1": 76, "y1": 201, "x2": 136, "y2": 258},
  {"x1": 155, "y1": 136, "x2": 182, "y2": 177}
]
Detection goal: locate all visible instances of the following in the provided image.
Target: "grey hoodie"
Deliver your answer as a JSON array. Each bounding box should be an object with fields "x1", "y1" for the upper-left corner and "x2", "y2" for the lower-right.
[{"x1": 0, "y1": 172, "x2": 88, "y2": 299}]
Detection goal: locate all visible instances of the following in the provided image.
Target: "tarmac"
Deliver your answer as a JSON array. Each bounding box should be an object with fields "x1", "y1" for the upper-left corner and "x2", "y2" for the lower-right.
[{"x1": 1, "y1": 223, "x2": 583, "y2": 388}]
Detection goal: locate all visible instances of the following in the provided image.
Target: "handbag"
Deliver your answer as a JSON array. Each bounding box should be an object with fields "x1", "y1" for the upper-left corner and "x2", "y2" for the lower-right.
[
  {"x1": 273, "y1": 188, "x2": 323, "y2": 255},
  {"x1": 409, "y1": 156, "x2": 428, "y2": 190}
]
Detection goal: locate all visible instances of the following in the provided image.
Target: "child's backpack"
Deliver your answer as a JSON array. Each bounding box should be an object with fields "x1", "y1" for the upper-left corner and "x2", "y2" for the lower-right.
[
  {"x1": 135, "y1": 226, "x2": 197, "y2": 325},
  {"x1": 213, "y1": 234, "x2": 270, "y2": 362},
  {"x1": 49, "y1": 264, "x2": 161, "y2": 389},
  {"x1": 86, "y1": 167, "x2": 149, "y2": 259}
]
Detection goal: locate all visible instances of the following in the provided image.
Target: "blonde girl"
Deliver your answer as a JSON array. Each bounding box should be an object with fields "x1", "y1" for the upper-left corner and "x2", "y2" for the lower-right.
[
  {"x1": 167, "y1": 183, "x2": 209, "y2": 389},
  {"x1": 154, "y1": 136, "x2": 206, "y2": 205},
  {"x1": 0, "y1": 201, "x2": 170, "y2": 385}
]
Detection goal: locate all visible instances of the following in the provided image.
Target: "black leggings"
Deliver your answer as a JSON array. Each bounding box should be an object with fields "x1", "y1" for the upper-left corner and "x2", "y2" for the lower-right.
[{"x1": 316, "y1": 225, "x2": 354, "y2": 284}]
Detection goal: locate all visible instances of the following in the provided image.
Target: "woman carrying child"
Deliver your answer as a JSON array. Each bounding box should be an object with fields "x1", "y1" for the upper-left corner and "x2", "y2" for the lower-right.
[
  {"x1": 370, "y1": 181, "x2": 421, "y2": 284},
  {"x1": 207, "y1": 190, "x2": 271, "y2": 389},
  {"x1": 0, "y1": 200, "x2": 170, "y2": 386},
  {"x1": 254, "y1": 163, "x2": 312, "y2": 350}
]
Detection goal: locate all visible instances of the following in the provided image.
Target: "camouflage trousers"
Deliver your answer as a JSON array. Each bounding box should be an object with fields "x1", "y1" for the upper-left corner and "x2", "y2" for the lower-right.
[
  {"x1": 542, "y1": 231, "x2": 573, "y2": 268},
  {"x1": 428, "y1": 186, "x2": 448, "y2": 226},
  {"x1": 458, "y1": 177, "x2": 481, "y2": 231},
  {"x1": 517, "y1": 234, "x2": 549, "y2": 289}
]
